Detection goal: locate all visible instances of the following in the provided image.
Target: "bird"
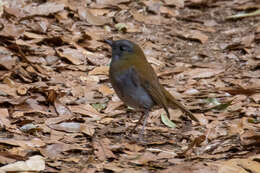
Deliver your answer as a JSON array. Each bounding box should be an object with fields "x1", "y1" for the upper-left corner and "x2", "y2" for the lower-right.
[{"x1": 105, "y1": 39, "x2": 198, "y2": 138}]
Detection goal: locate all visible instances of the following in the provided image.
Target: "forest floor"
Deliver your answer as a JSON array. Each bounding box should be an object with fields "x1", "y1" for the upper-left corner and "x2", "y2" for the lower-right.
[{"x1": 0, "y1": 0, "x2": 259, "y2": 172}]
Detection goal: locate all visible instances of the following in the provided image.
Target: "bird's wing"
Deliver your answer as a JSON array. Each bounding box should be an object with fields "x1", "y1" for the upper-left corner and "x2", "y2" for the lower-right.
[
  {"x1": 133, "y1": 64, "x2": 199, "y2": 122},
  {"x1": 131, "y1": 65, "x2": 169, "y2": 113}
]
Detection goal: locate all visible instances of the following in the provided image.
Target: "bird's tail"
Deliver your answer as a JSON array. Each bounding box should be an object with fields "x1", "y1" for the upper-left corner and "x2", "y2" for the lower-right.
[{"x1": 162, "y1": 87, "x2": 199, "y2": 122}]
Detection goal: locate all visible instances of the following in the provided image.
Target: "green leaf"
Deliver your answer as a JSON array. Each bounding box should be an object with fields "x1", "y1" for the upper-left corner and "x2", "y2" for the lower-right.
[
  {"x1": 104, "y1": 25, "x2": 111, "y2": 32},
  {"x1": 91, "y1": 103, "x2": 107, "y2": 112},
  {"x1": 248, "y1": 118, "x2": 259, "y2": 124},
  {"x1": 210, "y1": 100, "x2": 232, "y2": 110},
  {"x1": 115, "y1": 23, "x2": 127, "y2": 32},
  {"x1": 227, "y1": 9, "x2": 260, "y2": 19},
  {"x1": 127, "y1": 106, "x2": 135, "y2": 110},
  {"x1": 161, "y1": 114, "x2": 176, "y2": 128},
  {"x1": 206, "y1": 97, "x2": 221, "y2": 106}
]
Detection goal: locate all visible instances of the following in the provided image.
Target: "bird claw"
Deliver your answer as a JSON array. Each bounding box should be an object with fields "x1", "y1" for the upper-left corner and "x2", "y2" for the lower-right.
[{"x1": 138, "y1": 131, "x2": 146, "y2": 143}]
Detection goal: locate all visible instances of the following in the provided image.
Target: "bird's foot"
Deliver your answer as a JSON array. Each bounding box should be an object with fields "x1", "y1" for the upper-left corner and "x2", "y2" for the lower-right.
[
  {"x1": 137, "y1": 131, "x2": 147, "y2": 144},
  {"x1": 125, "y1": 129, "x2": 147, "y2": 144}
]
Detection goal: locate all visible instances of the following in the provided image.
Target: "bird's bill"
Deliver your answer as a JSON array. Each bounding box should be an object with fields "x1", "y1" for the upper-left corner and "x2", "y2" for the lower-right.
[{"x1": 104, "y1": 39, "x2": 113, "y2": 46}]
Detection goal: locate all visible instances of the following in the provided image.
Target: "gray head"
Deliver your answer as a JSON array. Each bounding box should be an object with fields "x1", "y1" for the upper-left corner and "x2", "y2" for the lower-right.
[{"x1": 105, "y1": 39, "x2": 136, "y2": 62}]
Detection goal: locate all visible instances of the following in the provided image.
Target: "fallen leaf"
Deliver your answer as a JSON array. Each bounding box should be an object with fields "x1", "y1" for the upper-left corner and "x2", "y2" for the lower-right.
[
  {"x1": 172, "y1": 29, "x2": 208, "y2": 44},
  {"x1": 98, "y1": 84, "x2": 114, "y2": 96},
  {"x1": 78, "y1": 7, "x2": 110, "y2": 26},
  {"x1": 70, "y1": 104, "x2": 102, "y2": 119},
  {"x1": 164, "y1": 0, "x2": 184, "y2": 8},
  {"x1": 0, "y1": 138, "x2": 45, "y2": 148},
  {"x1": 161, "y1": 114, "x2": 176, "y2": 128},
  {"x1": 93, "y1": 138, "x2": 116, "y2": 161},
  {"x1": 130, "y1": 152, "x2": 157, "y2": 165},
  {"x1": 217, "y1": 156, "x2": 260, "y2": 173},
  {"x1": 0, "y1": 54, "x2": 16, "y2": 70},
  {"x1": 88, "y1": 66, "x2": 109, "y2": 75},
  {"x1": 49, "y1": 122, "x2": 81, "y2": 133},
  {"x1": 0, "y1": 155, "x2": 45, "y2": 172},
  {"x1": 23, "y1": 2, "x2": 64, "y2": 16},
  {"x1": 56, "y1": 46, "x2": 85, "y2": 65},
  {"x1": 184, "y1": 68, "x2": 224, "y2": 79}
]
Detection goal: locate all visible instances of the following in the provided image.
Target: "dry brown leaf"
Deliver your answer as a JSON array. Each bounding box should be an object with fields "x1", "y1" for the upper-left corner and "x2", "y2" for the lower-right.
[
  {"x1": 78, "y1": 7, "x2": 109, "y2": 26},
  {"x1": 0, "y1": 24, "x2": 25, "y2": 38},
  {"x1": 172, "y1": 29, "x2": 208, "y2": 44},
  {"x1": 104, "y1": 101, "x2": 124, "y2": 115},
  {"x1": 130, "y1": 152, "x2": 157, "y2": 165},
  {"x1": 123, "y1": 143, "x2": 144, "y2": 152},
  {"x1": 0, "y1": 138, "x2": 45, "y2": 148},
  {"x1": 144, "y1": 0, "x2": 161, "y2": 14},
  {"x1": 0, "y1": 54, "x2": 16, "y2": 70},
  {"x1": 160, "y1": 6, "x2": 179, "y2": 16},
  {"x1": 91, "y1": 0, "x2": 131, "y2": 8},
  {"x1": 45, "y1": 114, "x2": 74, "y2": 126},
  {"x1": 49, "y1": 122, "x2": 82, "y2": 133},
  {"x1": 23, "y1": 2, "x2": 64, "y2": 16},
  {"x1": 99, "y1": 117, "x2": 114, "y2": 124},
  {"x1": 98, "y1": 84, "x2": 114, "y2": 96},
  {"x1": 217, "y1": 156, "x2": 260, "y2": 173},
  {"x1": 24, "y1": 32, "x2": 46, "y2": 39},
  {"x1": 131, "y1": 11, "x2": 168, "y2": 25},
  {"x1": 159, "y1": 162, "x2": 218, "y2": 173},
  {"x1": 54, "y1": 99, "x2": 72, "y2": 116},
  {"x1": 103, "y1": 163, "x2": 124, "y2": 172},
  {"x1": 56, "y1": 47, "x2": 85, "y2": 65},
  {"x1": 4, "y1": 6, "x2": 25, "y2": 18},
  {"x1": 0, "y1": 155, "x2": 16, "y2": 165},
  {"x1": 240, "y1": 130, "x2": 260, "y2": 146},
  {"x1": 0, "y1": 108, "x2": 10, "y2": 127},
  {"x1": 2, "y1": 77, "x2": 16, "y2": 88},
  {"x1": 241, "y1": 34, "x2": 255, "y2": 47},
  {"x1": 80, "y1": 125, "x2": 95, "y2": 136},
  {"x1": 251, "y1": 93, "x2": 260, "y2": 103},
  {"x1": 70, "y1": 104, "x2": 103, "y2": 119},
  {"x1": 40, "y1": 143, "x2": 67, "y2": 159},
  {"x1": 184, "y1": 68, "x2": 224, "y2": 79},
  {"x1": 93, "y1": 138, "x2": 116, "y2": 161},
  {"x1": 88, "y1": 66, "x2": 109, "y2": 75},
  {"x1": 164, "y1": 0, "x2": 184, "y2": 8},
  {"x1": 0, "y1": 84, "x2": 17, "y2": 97}
]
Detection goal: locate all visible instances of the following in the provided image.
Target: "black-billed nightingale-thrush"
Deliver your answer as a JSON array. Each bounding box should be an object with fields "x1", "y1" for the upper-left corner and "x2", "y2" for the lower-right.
[{"x1": 105, "y1": 39, "x2": 198, "y2": 137}]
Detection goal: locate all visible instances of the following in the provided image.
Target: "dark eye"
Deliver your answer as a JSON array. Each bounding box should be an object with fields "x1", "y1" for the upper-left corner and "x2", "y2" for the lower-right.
[{"x1": 120, "y1": 46, "x2": 127, "y2": 51}]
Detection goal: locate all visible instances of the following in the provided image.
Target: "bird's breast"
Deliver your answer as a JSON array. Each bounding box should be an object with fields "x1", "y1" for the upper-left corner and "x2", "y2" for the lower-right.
[{"x1": 109, "y1": 67, "x2": 154, "y2": 110}]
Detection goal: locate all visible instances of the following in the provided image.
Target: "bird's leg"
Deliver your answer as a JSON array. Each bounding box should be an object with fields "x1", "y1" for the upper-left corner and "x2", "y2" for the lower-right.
[
  {"x1": 130, "y1": 112, "x2": 145, "y2": 134},
  {"x1": 138, "y1": 111, "x2": 149, "y2": 140}
]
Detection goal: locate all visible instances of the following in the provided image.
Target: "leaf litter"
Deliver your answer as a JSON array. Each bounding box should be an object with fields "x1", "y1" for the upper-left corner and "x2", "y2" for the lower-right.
[{"x1": 0, "y1": 0, "x2": 259, "y2": 172}]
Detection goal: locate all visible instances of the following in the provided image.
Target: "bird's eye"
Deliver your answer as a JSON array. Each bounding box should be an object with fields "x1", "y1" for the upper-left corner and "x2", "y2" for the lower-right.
[{"x1": 119, "y1": 46, "x2": 127, "y2": 51}]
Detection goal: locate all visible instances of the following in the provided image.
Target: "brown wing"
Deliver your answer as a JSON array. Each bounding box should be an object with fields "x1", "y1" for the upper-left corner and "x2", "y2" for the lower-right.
[
  {"x1": 127, "y1": 44, "x2": 198, "y2": 122},
  {"x1": 132, "y1": 64, "x2": 170, "y2": 116},
  {"x1": 132, "y1": 58, "x2": 198, "y2": 122}
]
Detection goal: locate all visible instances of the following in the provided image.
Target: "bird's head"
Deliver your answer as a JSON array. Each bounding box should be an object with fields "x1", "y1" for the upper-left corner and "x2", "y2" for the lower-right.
[{"x1": 105, "y1": 39, "x2": 144, "y2": 62}]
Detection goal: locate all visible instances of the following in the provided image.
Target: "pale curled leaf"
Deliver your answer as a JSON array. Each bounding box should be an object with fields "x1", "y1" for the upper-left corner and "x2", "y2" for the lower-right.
[
  {"x1": 227, "y1": 9, "x2": 260, "y2": 19},
  {"x1": 161, "y1": 114, "x2": 176, "y2": 128},
  {"x1": 0, "y1": 155, "x2": 45, "y2": 172}
]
